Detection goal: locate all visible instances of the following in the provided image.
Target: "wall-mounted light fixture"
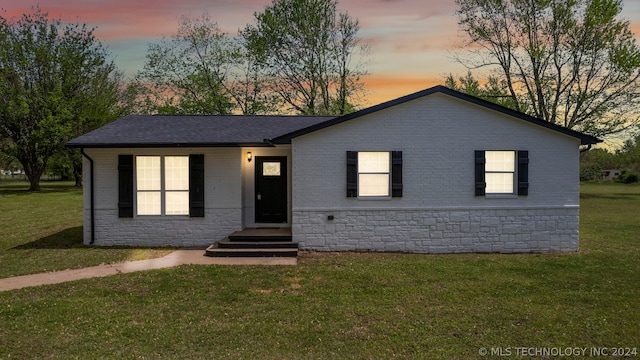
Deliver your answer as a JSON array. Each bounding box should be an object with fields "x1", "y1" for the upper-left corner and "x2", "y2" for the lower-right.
[{"x1": 247, "y1": 152, "x2": 252, "y2": 162}]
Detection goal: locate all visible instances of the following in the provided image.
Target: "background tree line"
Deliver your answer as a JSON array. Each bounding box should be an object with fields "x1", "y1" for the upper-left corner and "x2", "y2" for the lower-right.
[
  {"x1": 580, "y1": 135, "x2": 640, "y2": 182},
  {"x1": 2, "y1": 0, "x2": 639, "y2": 190},
  {"x1": 0, "y1": 0, "x2": 368, "y2": 190},
  {"x1": 449, "y1": 0, "x2": 640, "y2": 139},
  {"x1": 135, "y1": 0, "x2": 368, "y2": 116}
]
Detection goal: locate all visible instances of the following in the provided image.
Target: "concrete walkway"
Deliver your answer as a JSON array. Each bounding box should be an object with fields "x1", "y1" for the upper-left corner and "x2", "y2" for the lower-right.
[{"x1": 0, "y1": 250, "x2": 296, "y2": 292}]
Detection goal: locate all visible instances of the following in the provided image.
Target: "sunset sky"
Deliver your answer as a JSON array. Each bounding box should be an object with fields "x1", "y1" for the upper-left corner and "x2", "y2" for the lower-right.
[{"x1": 2, "y1": 0, "x2": 640, "y2": 106}]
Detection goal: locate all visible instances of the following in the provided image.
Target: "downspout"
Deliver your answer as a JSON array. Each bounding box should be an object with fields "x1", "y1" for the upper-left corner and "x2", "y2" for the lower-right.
[
  {"x1": 80, "y1": 149, "x2": 96, "y2": 244},
  {"x1": 579, "y1": 144, "x2": 592, "y2": 153}
]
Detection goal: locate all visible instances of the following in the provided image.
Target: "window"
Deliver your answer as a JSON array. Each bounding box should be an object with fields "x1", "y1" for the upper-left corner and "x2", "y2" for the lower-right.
[
  {"x1": 263, "y1": 162, "x2": 281, "y2": 176},
  {"x1": 358, "y1": 152, "x2": 390, "y2": 197},
  {"x1": 136, "y1": 156, "x2": 189, "y2": 215},
  {"x1": 118, "y1": 154, "x2": 204, "y2": 218},
  {"x1": 485, "y1": 151, "x2": 515, "y2": 194},
  {"x1": 347, "y1": 151, "x2": 402, "y2": 198},
  {"x1": 475, "y1": 150, "x2": 528, "y2": 196}
]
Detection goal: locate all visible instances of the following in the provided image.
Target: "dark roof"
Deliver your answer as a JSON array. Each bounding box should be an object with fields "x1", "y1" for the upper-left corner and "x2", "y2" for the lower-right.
[
  {"x1": 67, "y1": 114, "x2": 336, "y2": 148},
  {"x1": 68, "y1": 86, "x2": 601, "y2": 149},
  {"x1": 272, "y1": 85, "x2": 602, "y2": 146}
]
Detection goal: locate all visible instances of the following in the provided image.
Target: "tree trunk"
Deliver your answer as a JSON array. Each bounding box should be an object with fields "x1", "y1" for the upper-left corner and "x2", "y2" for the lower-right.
[
  {"x1": 25, "y1": 167, "x2": 44, "y2": 191},
  {"x1": 20, "y1": 159, "x2": 47, "y2": 191},
  {"x1": 73, "y1": 162, "x2": 83, "y2": 187},
  {"x1": 28, "y1": 178, "x2": 40, "y2": 191}
]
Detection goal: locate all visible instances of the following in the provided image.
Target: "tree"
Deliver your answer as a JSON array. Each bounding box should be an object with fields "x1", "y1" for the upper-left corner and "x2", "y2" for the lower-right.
[
  {"x1": 616, "y1": 134, "x2": 640, "y2": 173},
  {"x1": 226, "y1": 35, "x2": 281, "y2": 115},
  {"x1": 455, "y1": 0, "x2": 640, "y2": 137},
  {"x1": 580, "y1": 134, "x2": 640, "y2": 181},
  {"x1": 242, "y1": 0, "x2": 369, "y2": 115},
  {"x1": 445, "y1": 71, "x2": 522, "y2": 110},
  {"x1": 137, "y1": 14, "x2": 242, "y2": 115},
  {"x1": 64, "y1": 70, "x2": 134, "y2": 187},
  {"x1": 0, "y1": 138, "x2": 18, "y2": 173},
  {"x1": 0, "y1": 7, "x2": 124, "y2": 190}
]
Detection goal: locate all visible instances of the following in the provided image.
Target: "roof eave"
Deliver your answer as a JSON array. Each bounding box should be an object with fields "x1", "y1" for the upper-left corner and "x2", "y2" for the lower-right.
[
  {"x1": 66, "y1": 142, "x2": 275, "y2": 149},
  {"x1": 271, "y1": 85, "x2": 603, "y2": 146}
]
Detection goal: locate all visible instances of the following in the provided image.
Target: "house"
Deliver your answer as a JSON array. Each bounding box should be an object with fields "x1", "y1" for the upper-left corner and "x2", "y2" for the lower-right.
[
  {"x1": 67, "y1": 85, "x2": 601, "y2": 253},
  {"x1": 602, "y1": 169, "x2": 621, "y2": 180}
]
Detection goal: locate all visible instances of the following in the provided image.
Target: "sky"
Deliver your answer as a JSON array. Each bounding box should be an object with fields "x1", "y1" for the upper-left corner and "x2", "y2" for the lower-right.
[{"x1": 2, "y1": 0, "x2": 640, "y2": 106}]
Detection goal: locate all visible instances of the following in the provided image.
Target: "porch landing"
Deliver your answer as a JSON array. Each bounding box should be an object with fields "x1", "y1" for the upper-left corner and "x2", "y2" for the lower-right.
[{"x1": 205, "y1": 228, "x2": 298, "y2": 258}]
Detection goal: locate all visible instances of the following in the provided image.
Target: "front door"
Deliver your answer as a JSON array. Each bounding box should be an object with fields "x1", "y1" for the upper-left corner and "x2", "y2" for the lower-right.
[{"x1": 255, "y1": 156, "x2": 287, "y2": 223}]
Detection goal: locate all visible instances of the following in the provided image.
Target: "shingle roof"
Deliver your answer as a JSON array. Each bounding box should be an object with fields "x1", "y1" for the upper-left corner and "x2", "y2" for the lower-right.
[
  {"x1": 68, "y1": 86, "x2": 602, "y2": 149},
  {"x1": 67, "y1": 114, "x2": 336, "y2": 148},
  {"x1": 272, "y1": 85, "x2": 602, "y2": 146}
]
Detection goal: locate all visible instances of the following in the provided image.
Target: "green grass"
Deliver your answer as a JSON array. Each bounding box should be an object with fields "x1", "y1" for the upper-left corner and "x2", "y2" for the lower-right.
[
  {"x1": 0, "y1": 182, "x2": 638, "y2": 359},
  {"x1": 0, "y1": 181, "x2": 172, "y2": 278}
]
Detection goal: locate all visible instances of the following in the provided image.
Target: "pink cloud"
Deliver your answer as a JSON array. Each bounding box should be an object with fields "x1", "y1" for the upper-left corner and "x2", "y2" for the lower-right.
[{"x1": 2, "y1": 0, "x2": 638, "y2": 106}]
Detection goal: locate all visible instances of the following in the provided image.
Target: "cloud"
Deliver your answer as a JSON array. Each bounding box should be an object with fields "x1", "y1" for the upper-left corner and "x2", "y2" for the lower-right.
[
  {"x1": 2, "y1": 0, "x2": 638, "y2": 109},
  {"x1": 1, "y1": 0, "x2": 271, "y2": 39}
]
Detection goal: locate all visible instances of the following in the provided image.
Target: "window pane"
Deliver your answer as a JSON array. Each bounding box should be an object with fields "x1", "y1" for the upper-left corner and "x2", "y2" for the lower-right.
[
  {"x1": 165, "y1": 156, "x2": 189, "y2": 190},
  {"x1": 486, "y1": 151, "x2": 515, "y2": 172},
  {"x1": 137, "y1": 192, "x2": 161, "y2": 215},
  {"x1": 359, "y1": 174, "x2": 390, "y2": 196},
  {"x1": 166, "y1": 191, "x2": 189, "y2": 215},
  {"x1": 136, "y1": 156, "x2": 160, "y2": 190},
  {"x1": 486, "y1": 173, "x2": 514, "y2": 193},
  {"x1": 263, "y1": 162, "x2": 281, "y2": 176},
  {"x1": 358, "y1": 152, "x2": 390, "y2": 173}
]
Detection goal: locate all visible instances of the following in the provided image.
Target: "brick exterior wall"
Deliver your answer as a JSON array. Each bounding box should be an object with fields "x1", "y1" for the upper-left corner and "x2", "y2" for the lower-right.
[
  {"x1": 82, "y1": 147, "x2": 243, "y2": 247},
  {"x1": 81, "y1": 92, "x2": 584, "y2": 252},
  {"x1": 291, "y1": 93, "x2": 582, "y2": 253}
]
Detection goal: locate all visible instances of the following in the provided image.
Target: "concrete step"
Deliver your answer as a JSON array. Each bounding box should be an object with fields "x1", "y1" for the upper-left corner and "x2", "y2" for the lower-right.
[
  {"x1": 228, "y1": 228, "x2": 292, "y2": 242},
  {"x1": 216, "y1": 238, "x2": 298, "y2": 249},
  {"x1": 204, "y1": 243, "x2": 298, "y2": 258},
  {"x1": 228, "y1": 234, "x2": 293, "y2": 242}
]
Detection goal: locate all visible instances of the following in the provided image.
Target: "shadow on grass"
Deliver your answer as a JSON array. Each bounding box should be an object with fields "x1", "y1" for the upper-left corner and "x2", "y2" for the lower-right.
[
  {"x1": 580, "y1": 192, "x2": 640, "y2": 200},
  {"x1": 13, "y1": 226, "x2": 84, "y2": 249},
  {"x1": 0, "y1": 181, "x2": 80, "y2": 196}
]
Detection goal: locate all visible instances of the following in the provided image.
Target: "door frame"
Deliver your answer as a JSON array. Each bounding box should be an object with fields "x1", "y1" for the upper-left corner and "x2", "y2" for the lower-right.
[{"x1": 254, "y1": 156, "x2": 288, "y2": 223}]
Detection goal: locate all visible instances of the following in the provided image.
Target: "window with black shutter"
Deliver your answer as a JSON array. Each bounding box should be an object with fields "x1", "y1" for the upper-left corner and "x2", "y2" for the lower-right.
[
  {"x1": 475, "y1": 150, "x2": 528, "y2": 196},
  {"x1": 119, "y1": 154, "x2": 205, "y2": 217},
  {"x1": 346, "y1": 151, "x2": 402, "y2": 198}
]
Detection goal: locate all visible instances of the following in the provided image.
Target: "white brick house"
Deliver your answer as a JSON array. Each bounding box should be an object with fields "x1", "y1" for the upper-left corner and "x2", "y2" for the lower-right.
[{"x1": 67, "y1": 86, "x2": 600, "y2": 253}]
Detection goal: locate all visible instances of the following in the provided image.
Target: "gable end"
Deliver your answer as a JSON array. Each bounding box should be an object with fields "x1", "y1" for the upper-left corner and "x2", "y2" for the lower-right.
[{"x1": 271, "y1": 86, "x2": 602, "y2": 146}]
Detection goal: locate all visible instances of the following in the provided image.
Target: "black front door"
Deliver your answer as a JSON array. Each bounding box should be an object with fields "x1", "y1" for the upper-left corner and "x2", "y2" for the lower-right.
[{"x1": 255, "y1": 156, "x2": 287, "y2": 223}]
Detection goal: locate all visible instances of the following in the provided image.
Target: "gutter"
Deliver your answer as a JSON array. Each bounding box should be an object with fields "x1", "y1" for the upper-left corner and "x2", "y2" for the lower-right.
[
  {"x1": 579, "y1": 144, "x2": 592, "y2": 153},
  {"x1": 80, "y1": 149, "x2": 96, "y2": 244}
]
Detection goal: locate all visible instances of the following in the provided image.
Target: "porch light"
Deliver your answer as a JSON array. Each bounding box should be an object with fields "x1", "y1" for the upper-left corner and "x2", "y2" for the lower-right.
[{"x1": 247, "y1": 152, "x2": 252, "y2": 162}]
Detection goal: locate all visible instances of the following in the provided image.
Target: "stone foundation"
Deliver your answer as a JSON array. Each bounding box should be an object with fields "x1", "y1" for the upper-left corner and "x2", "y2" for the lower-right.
[
  {"x1": 292, "y1": 207, "x2": 579, "y2": 253},
  {"x1": 86, "y1": 208, "x2": 242, "y2": 247}
]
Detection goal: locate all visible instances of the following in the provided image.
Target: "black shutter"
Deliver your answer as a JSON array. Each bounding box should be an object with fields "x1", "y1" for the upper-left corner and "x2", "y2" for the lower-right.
[
  {"x1": 118, "y1": 155, "x2": 134, "y2": 218},
  {"x1": 346, "y1": 151, "x2": 358, "y2": 197},
  {"x1": 518, "y1": 151, "x2": 529, "y2": 196},
  {"x1": 475, "y1": 150, "x2": 486, "y2": 196},
  {"x1": 391, "y1": 151, "x2": 403, "y2": 197},
  {"x1": 189, "y1": 154, "x2": 205, "y2": 217}
]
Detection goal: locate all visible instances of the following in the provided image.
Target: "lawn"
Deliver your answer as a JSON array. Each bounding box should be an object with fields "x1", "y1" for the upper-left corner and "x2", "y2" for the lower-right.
[
  {"x1": 0, "y1": 181, "x2": 172, "y2": 278},
  {"x1": 0, "y1": 182, "x2": 638, "y2": 359}
]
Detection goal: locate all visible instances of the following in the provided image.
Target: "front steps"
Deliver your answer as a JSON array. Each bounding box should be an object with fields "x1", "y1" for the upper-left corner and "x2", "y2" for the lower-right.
[{"x1": 205, "y1": 228, "x2": 298, "y2": 258}]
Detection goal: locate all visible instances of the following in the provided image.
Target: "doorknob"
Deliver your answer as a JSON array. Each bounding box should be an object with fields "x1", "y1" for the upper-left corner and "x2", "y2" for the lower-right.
[{"x1": 257, "y1": 193, "x2": 262, "y2": 200}]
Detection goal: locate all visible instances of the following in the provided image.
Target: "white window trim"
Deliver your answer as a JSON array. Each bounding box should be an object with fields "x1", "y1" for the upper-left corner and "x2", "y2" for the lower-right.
[
  {"x1": 135, "y1": 155, "x2": 189, "y2": 216},
  {"x1": 485, "y1": 150, "x2": 517, "y2": 196},
  {"x1": 357, "y1": 151, "x2": 391, "y2": 199}
]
